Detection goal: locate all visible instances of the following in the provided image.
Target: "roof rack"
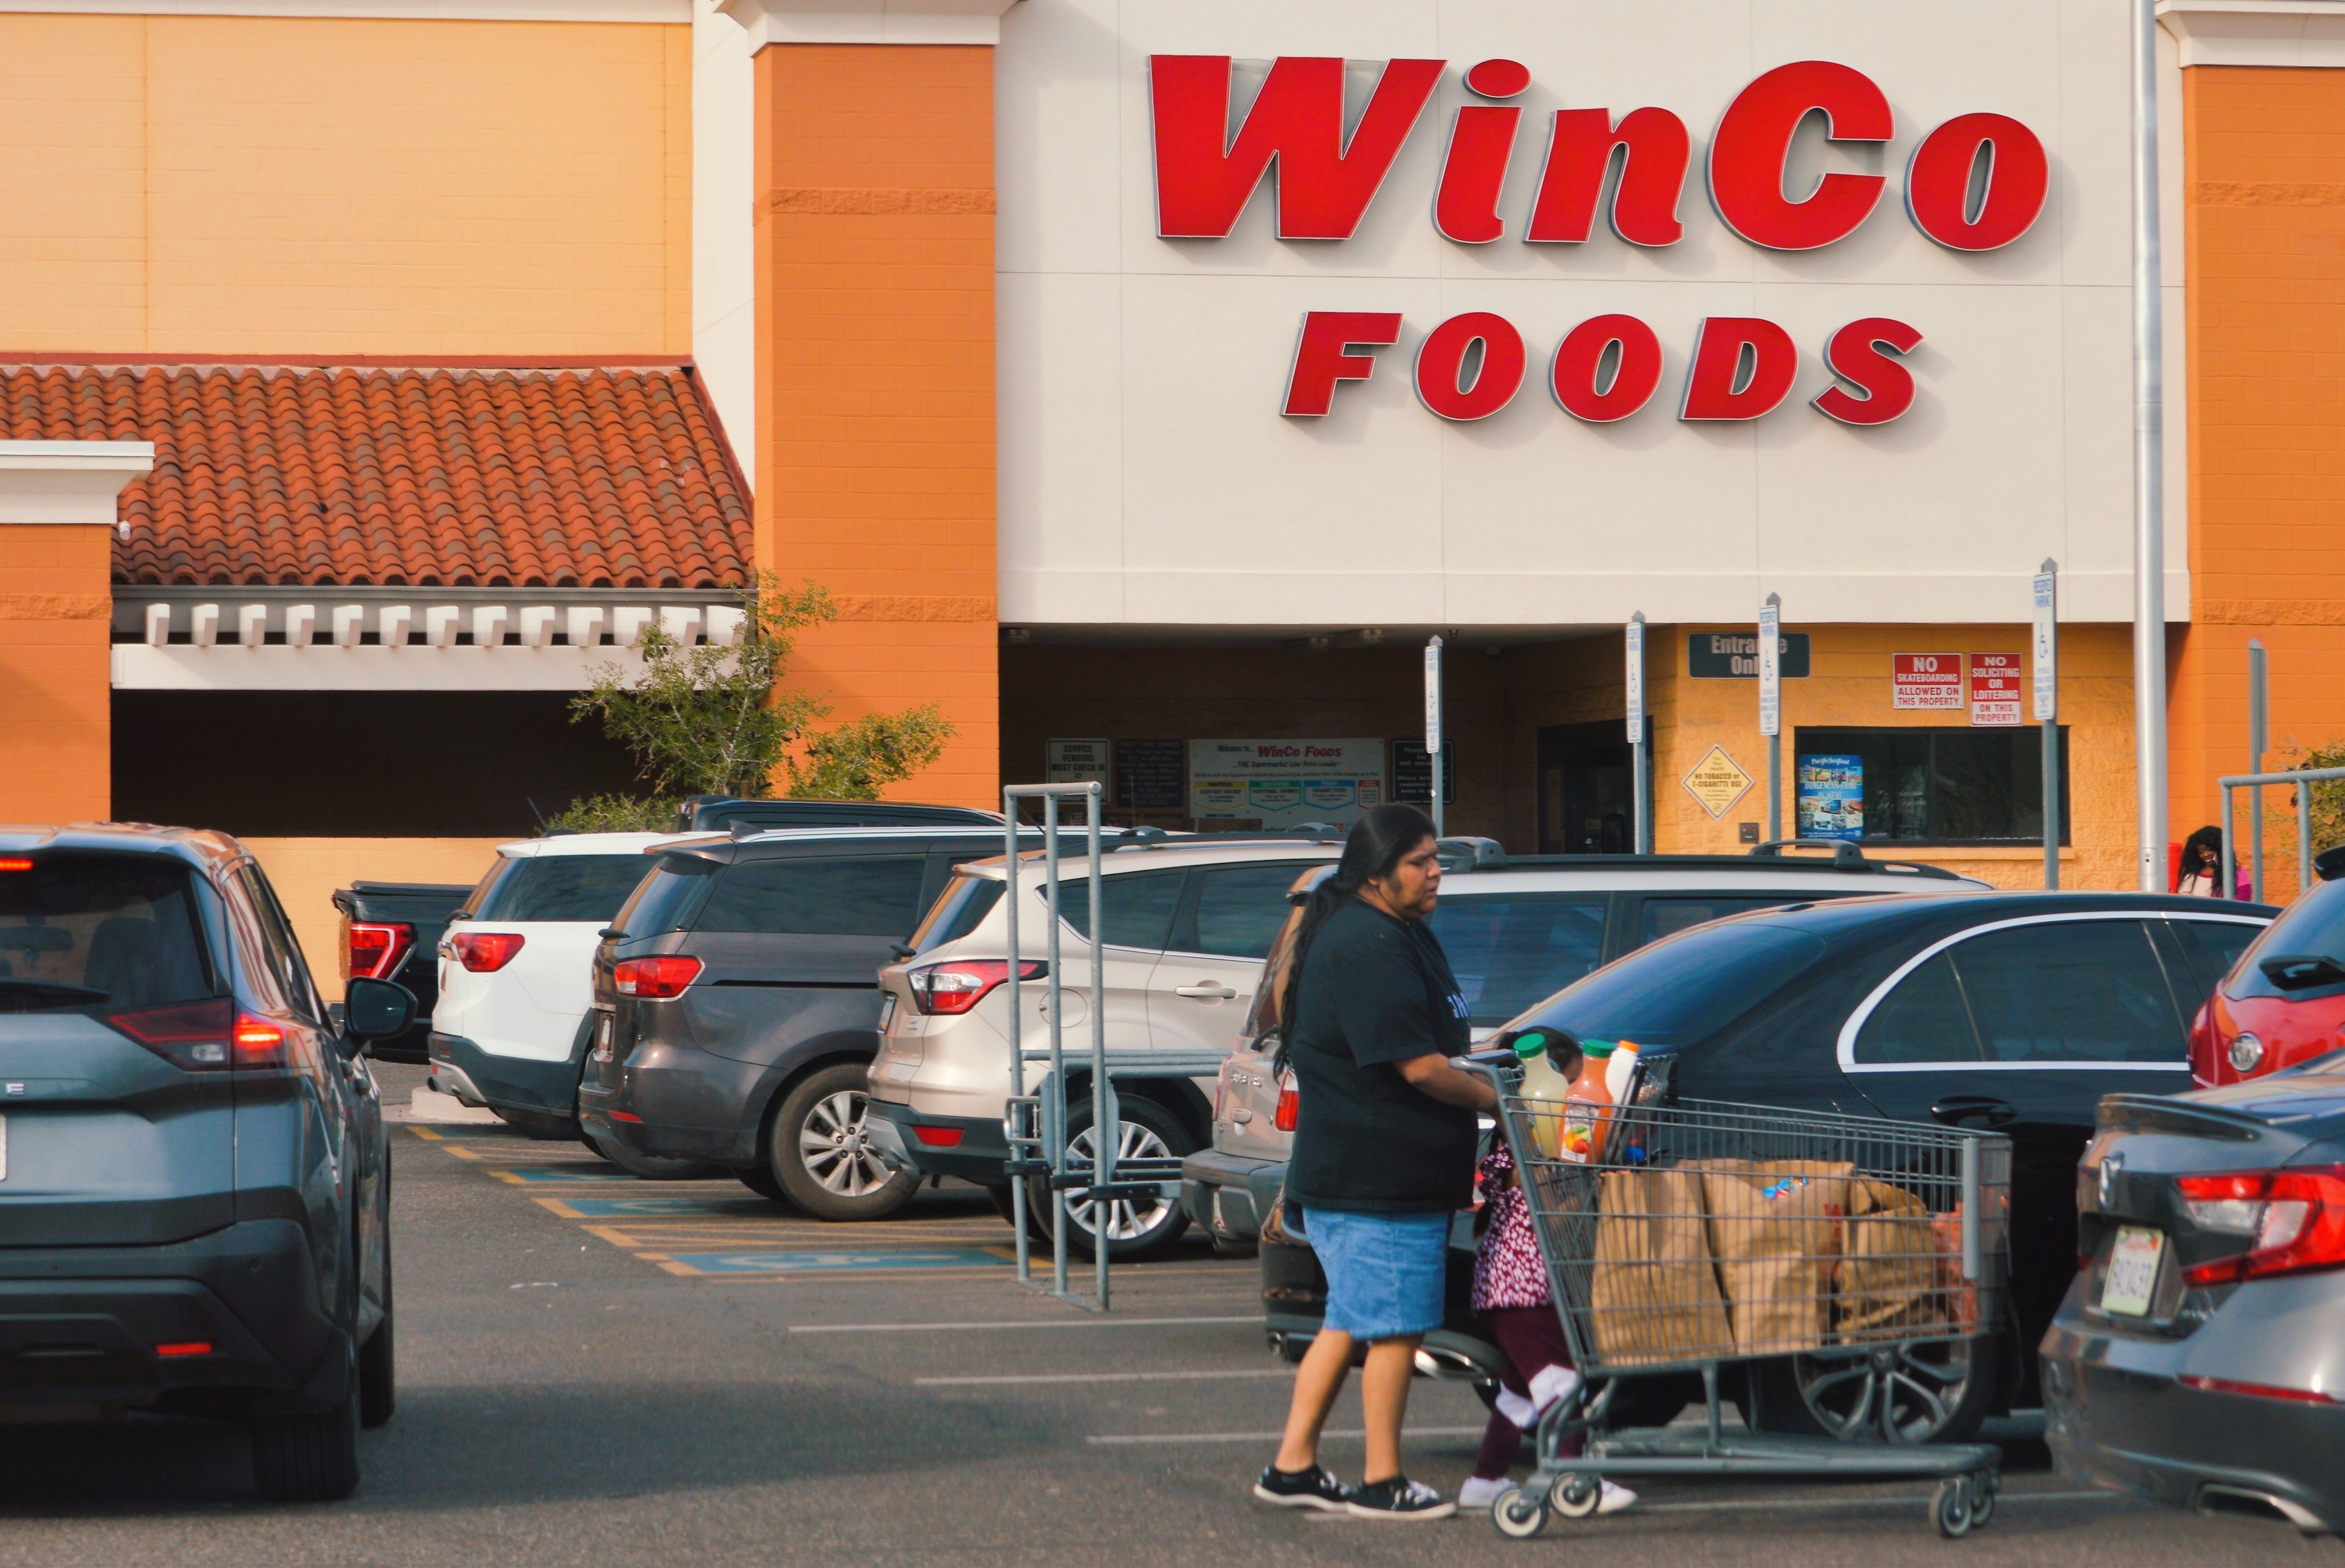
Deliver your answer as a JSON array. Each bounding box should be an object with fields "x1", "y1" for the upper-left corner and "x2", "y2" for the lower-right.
[{"x1": 1426, "y1": 840, "x2": 1967, "y2": 882}]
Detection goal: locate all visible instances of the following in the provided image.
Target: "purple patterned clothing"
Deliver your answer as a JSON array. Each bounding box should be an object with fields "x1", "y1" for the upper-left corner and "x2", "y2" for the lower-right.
[{"x1": 1471, "y1": 1141, "x2": 1551, "y2": 1311}]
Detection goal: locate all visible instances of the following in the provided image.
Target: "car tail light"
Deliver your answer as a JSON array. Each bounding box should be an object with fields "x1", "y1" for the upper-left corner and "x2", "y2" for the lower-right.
[
  {"x1": 614, "y1": 955, "x2": 701, "y2": 998},
  {"x1": 106, "y1": 998, "x2": 288, "y2": 1070},
  {"x1": 342, "y1": 919, "x2": 414, "y2": 983},
  {"x1": 906, "y1": 960, "x2": 1045, "y2": 1016},
  {"x1": 2179, "y1": 1167, "x2": 2345, "y2": 1286},
  {"x1": 913, "y1": 1125, "x2": 965, "y2": 1147},
  {"x1": 0, "y1": 858, "x2": 31, "y2": 872},
  {"x1": 155, "y1": 1342, "x2": 214, "y2": 1359},
  {"x1": 2179, "y1": 1373, "x2": 2340, "y2": 1404},
  {"x1": 451, "y1": 931, "x2": 527, "y2": 973},
  {"x1": 1274, "y1": 1072, "x2": 1299, "y2": 1132}
]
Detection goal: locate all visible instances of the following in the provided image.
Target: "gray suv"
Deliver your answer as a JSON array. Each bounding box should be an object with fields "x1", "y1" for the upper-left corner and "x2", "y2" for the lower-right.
[
  {"x1": 0, "y1": 824, "x2": 413, "y2": 1500},
  {"x1": 577, "y1": 825, "x2": 1035, "y2": 1219}
]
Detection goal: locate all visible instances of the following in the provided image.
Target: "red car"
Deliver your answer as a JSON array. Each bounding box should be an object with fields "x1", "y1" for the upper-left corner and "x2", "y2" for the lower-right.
[{"x1": 2189, "y1": 846, "x2": 2345, "y2": 1086}]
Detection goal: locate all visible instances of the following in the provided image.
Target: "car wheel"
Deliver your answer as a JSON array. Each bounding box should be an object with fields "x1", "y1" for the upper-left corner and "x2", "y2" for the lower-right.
[
  {"x1": 738, "y1": 1164, "x2": 789, "y2": 1204},
  {"x1": 1023, "y1": 1097, "x2": 1194, "y2": 1260},
  {"x1": 251, "y1": 1357, "x2": 361, "y2": 1503},
  {"x1": 1744, "y1": 1333, "x2": 1999, "y2": 1446},
  {"x1": 772, "y1": 1063, "x2": 919, "y2": 1222}
]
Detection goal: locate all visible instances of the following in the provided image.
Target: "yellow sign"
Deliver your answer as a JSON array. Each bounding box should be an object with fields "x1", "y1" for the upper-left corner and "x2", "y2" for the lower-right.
[{"x1": 1681, "y1": 745, "x2": 1755, "y2": 820}]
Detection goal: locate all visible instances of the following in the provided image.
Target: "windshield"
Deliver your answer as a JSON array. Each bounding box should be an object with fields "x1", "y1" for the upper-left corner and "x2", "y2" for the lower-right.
[
  {"x1": 0, "y1": 853, "x2": 218, "y2": 1013},
  {"x1": 470, "y1": 855, "x2": 660, "y2": 924},
  {"x1": 2228, "y1": 879, "x2": 2345, "y2": 1001},
  {"x1": 1428, "y1": 893, "x2": 1610, "y2": 1028},
  {"x1": 610, "y1": 856, "x2": 720, "y2": 938},
  {"x1": 908, "y1": 874, "x2": 1004, "y2": 956},
  {"x1": 1507, "y1": 920, "x2": 1830, "y2": 1048}
]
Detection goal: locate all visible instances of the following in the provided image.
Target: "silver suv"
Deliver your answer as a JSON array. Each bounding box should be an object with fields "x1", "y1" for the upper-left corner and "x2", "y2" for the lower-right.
[{"x1": 865, "y1": 836, "x2": 1345, "y2": 1256}]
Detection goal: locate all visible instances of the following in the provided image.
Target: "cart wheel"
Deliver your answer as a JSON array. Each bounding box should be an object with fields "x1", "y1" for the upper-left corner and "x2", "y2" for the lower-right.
[
  {"x1": 1967, "y1": 1473, "x2": 1997, "y2": 1530},
  {"x1": 1933, "y1": 1478, "x2": 1975, "y2": 1540},
  {"x1": 1491, "y1": 1487, "x2": 1548, "y2": 1539},
  {"x1": 1552, "y1": 1473, "x2": 1602, "y2": 1520}
]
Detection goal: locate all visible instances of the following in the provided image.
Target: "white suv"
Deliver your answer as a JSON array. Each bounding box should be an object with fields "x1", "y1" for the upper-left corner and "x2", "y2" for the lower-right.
[
  {"x1": 429, "y1": 831, "x2": 692, "y2": 1165},
  {"x1": 865, "y1": 837, "x2": 1344, "y2": 1257}
]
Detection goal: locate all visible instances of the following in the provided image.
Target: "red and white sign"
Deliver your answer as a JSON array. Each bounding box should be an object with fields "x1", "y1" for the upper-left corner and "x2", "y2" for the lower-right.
[
  {"x1": 1968, "y1": 653, "x2": 2024, "y2": 727},
  {"x1": 1893, "y1": 654, "x2": 1964, "y2": 711}
]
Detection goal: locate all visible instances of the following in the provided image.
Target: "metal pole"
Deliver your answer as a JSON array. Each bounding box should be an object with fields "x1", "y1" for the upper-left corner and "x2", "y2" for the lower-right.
[
  {"x1": 1003, "y1": 787, "x2": 1028, "y2": 1283},
  {"x1": 2132, "y1": 0, "x2": 2169, "y2": 891},
  {"x1": 2220, "y1": 784, "x2": 2235, "y2": 902},
  {"x1": 2301, "y1": 781, "x2": 2314, "y2": 900},
  {"x1": 1045, "y1": 792, "x2": 1068, "y2": 1298},
  {"x1": 2034, "y1": 560, "x2": 2060, "y2": 889},
  {"x1": 1424, "y1": 636, "x2": 1444, "y2": 837},
  {"x1": 1759, "y1": 594, "x2": 1782, "y2": 843},
  {"x1": 1086, "y1": 782, "x2": 1109, "y2": 1309},
  {"x1": 2249, "y1": 640, "x2": 2268, "y2": 903},
  {"x1": 1626, "y1": 613, "x2": 1648, "y2": 854}
]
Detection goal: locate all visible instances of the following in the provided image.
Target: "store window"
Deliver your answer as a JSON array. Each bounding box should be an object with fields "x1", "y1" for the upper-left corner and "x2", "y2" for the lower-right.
[{"x1": 1793, "y1": 727, "x2": 2069, "y2": 846}]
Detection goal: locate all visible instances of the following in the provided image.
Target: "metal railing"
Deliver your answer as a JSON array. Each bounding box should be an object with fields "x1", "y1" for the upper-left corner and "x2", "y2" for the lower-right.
[{"x1": 2219, "y1": 765, "x2": 2345, "y2": 904}]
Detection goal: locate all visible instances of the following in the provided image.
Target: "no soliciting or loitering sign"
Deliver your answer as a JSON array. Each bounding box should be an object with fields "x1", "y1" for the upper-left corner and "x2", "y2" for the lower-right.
[{"x1": 1968, "y1": 653, "x2": 2024, "y2": 727}]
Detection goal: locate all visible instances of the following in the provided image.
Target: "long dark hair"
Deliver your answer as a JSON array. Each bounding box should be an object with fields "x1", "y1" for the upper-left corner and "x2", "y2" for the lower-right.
[
  {"x1": 1272, "y1": 804, "x2": 1440, "y2": 1064},
  {"x1": 2179, "y1": 824, "x2": 2225, "y2": 889}
]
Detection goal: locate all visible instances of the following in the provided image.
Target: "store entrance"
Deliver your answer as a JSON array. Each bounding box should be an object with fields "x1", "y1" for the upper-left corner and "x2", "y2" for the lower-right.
[{"x1": 1537, "y1": 721, "x2": 1634, "y2": 855}]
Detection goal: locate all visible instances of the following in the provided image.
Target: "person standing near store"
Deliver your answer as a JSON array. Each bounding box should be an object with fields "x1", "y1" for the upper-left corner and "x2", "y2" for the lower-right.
[
  {"x1": 1252, "y1": 804, "x2": 1495, "y2": 1522},
  {"x1": 2175, "y1": 824, "x2": 2250, "y2": 899}
]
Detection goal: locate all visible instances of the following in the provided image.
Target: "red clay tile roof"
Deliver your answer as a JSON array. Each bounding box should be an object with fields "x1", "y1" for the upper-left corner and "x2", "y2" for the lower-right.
[{"x1": 0, "y1": 363, "x2": 753, "y2": 588}]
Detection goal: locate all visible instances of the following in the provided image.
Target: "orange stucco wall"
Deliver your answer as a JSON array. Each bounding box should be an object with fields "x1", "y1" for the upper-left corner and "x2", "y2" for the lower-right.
[
  {"x1": 0, "y1": 524, "x2": 112, "y2": 823},
  {"x1": 2173, "y1": 64, "x2": 2345, "y2": 896},
  {"x1": 0, "y1": 14, "x2": 691, "y2": 358},
  {"x1": 753, "y1": 43, "x2": 998, "y2": 808}
]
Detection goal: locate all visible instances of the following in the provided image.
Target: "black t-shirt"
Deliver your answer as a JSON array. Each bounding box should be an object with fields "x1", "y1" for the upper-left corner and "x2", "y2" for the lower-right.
[{"x1": 1283, "y1": 899, "x2": 1475, "y2": 1215}]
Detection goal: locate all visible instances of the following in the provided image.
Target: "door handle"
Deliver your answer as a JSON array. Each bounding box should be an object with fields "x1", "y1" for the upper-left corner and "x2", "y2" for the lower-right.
[
  {"x1": 1174, "y1": 983, "x2": 1238, "y2": 1000},
  {"x1": 1930, "y1": 1095, "x2": 2017, "y2": 1128}
]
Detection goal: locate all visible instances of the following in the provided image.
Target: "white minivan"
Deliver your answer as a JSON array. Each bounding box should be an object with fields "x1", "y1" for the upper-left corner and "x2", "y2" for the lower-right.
[{"x1": 429, "y1": 832, "x2": 697, "y2": 1170}]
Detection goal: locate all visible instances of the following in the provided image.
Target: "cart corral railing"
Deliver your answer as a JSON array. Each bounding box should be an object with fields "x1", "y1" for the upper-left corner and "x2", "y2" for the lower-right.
[{"x1": 2219, "y1": 765, "x2": 2345, "y2": 906}]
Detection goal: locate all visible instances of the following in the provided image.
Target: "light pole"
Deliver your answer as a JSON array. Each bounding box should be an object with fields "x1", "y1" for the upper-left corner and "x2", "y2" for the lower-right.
[
  {"x1": 2131, "y1": 0, "x2": 2168, "y2": 890},
  {"x1": 1760, "y1": 593, "x2": 1782, "y2": 844},
  {"x1": 1627, "y1": 612, "x2": 1648, "y2": 854}
]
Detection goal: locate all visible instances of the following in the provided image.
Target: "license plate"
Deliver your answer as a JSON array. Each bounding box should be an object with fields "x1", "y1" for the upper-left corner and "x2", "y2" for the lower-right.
[
  {"x1": 2101, "y1": 1225, "x2": 2165, "y2": 1316},
  {"x1": 878, "y1": 993, "x2": 897, "y2": 1033}
]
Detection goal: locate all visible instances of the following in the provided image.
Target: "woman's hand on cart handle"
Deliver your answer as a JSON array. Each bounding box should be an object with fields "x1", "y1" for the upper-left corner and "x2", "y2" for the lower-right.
[{"x1": 1398, "y1": 1052, "x2": 1500, "y2": 1112}]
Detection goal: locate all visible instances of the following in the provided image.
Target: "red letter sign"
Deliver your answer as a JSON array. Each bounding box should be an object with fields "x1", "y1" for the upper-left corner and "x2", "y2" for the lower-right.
[
  {"x1": 1435, "y1": 61, "x2": 1532, "y2": 244},
  {"x1": 1708, "y1": 62, "x2": 1893, "y2": 250},
  {"x1": 1551, "y1": 315, "x2": 1664, "y2": 422},
  {"x1": 1150, "y1": 56, "x2": 1443, "y2": 239},
  {"x1": 1813, "y1": 317, "x2": 1922, "y2": 426},
  {"x1": 1283, "y1": 312, "x2": 1404, "y2": 416},
  {"x1": 1415, "y1": 313, "x2": 1527, "y2": 421},
  {"x1": 1680, "y1": 317, "x2": 1799, "y2": 420},
  {"x1": 1525, "y1": 108, "x2": 1690, "y2": 246},
  {"x1": 1906, "y1": 113, "x2": 2048, "y2": 251}
]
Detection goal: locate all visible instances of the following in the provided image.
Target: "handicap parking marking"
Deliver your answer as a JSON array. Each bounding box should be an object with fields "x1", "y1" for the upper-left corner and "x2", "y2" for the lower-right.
[
  {"x1": 653, "y1": 1247, "x2": 1016, "y2": 1276},
  {"x1": 485, "y1": 1165, "x2": 641, "y2": 1184},
  {"x1": 530, "y1": 1195, "x2": 773, "y2": 1220}
]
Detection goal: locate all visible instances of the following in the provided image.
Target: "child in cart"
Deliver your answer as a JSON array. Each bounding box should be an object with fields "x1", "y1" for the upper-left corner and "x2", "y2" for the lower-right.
[{"x1": 1458, "y1": 1136, "x2": 1639, "y2": 1514}]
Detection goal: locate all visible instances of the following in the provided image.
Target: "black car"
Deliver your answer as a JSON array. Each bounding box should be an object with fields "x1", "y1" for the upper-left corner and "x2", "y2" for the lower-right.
[
  {"x1": 0, "y1": 825, "x2": 413, "y2": 1500},
  {"x1": 1471, "y1": 890, "x2": 2274, "y2": 1442},
  {"x1": 332, "y1": 879, "x2": 469, "y2": 1064},
  {"x1": 578, "y1": 825, "x2": 1033, "y2": 1218}
]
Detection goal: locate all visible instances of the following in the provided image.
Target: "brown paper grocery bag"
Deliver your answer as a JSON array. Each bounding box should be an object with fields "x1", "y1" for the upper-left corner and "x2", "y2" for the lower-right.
[
  {"x1": 1693, "y1": 1160, "x2": 1854, "y2": 1356},
  {"x1": 1589, "y1": 1169, "x2": 1733, "y2": 1367},
  {"x1": 1835, "y1": 1178, "x2": 1941, "y2": 1340}
]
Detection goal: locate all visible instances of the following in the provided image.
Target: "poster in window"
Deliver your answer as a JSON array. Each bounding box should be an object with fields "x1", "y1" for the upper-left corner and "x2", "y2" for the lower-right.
[
  {"x1": 1188, "y1": 740, "x2": 1383, "y2": 829},
  {"x1": 1798, "y1": 754, "x2": 1865, "y2": 841}
]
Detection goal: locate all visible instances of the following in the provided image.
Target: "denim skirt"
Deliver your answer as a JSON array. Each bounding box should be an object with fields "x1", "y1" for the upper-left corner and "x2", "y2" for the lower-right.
[{"x1": 1303, "y1": 1207, "x2": 1450, "y2": 1341}]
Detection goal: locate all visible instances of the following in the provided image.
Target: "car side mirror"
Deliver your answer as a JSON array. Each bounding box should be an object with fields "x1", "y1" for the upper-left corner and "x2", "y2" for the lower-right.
[{"x1": 344, "y1": 977, "x2": 417, "y2": 1041}]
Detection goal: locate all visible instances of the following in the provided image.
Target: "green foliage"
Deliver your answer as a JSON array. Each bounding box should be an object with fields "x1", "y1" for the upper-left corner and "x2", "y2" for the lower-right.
[
  {"x1": 555, "y1": 573, "x2": 958, "y2": 828},
  {"x1": 2276, "y1": 739, "x2": 2345, "y2": 859}
]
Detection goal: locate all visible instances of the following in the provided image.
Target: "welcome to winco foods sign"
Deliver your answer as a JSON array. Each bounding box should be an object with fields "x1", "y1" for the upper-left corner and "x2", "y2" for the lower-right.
[{"x1": 1149, "y1": 57, "x2": 2047, "y2": 430}]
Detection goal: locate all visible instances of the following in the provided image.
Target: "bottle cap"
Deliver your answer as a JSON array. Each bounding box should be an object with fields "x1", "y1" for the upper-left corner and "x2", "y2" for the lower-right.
[
  {"x1": 1581, "y1": 1040, "x2": 1617, "y2": 1058},
  {"x1": 1511, "y1": 1034, "x2": 1548, "y2": 1061}
]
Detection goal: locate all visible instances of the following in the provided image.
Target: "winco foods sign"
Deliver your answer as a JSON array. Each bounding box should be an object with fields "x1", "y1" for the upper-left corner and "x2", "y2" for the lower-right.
[{"x1": 1150, "y1": 57, "x2": 2048, "y2": 428}]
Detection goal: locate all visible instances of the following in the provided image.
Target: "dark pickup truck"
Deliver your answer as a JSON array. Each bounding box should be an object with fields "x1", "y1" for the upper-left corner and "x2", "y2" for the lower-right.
[{"x1": 331, "y1": 880, "x2": 472, "y2": 1062}]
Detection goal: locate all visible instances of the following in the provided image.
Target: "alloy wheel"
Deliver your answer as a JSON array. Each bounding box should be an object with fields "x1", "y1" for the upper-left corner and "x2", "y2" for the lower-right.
[
  {"x1": 799, "y1": 1089, "x2": 892, "y2": 1199},
  {"x1": 1061, "y1": 1119, "x2": 1176, "y2": 1243},
  {"x1": 1790, "y1": 1337, "x2": 1976, "y2": 1444}
]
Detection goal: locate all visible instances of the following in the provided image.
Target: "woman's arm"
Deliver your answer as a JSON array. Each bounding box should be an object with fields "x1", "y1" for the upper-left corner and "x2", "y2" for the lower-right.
[{"x1": 1397, "y1": 1052, "x2": 1499, "y2": 1111}]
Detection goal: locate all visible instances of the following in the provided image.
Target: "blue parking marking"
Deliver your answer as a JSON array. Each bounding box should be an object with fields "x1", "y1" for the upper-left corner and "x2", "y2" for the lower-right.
[
  {"x1": 664, "y1": 1249, "x2": 1011, "y2": 1275},
  {"x1": 543, "y1": 1197, "x2": 761, "y2": 1218},
  {"x1": 489, "y1": 1166, "x2": 639, "y2": 1184}
]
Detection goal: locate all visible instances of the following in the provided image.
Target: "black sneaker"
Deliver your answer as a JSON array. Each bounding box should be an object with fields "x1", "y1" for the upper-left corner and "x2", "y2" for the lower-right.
[
  {"x1": 1345, "y1": 1476, "x2": 1456, "y2": 1521},
  {"x1": 1252, "y1": 1463, "x2": 1351, "y2": 1512}
]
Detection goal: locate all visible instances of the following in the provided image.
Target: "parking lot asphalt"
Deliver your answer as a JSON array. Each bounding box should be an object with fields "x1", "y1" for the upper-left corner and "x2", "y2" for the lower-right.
[{"x1": 0, "y1": 1061, "x2": 2334, "y2": 1568}]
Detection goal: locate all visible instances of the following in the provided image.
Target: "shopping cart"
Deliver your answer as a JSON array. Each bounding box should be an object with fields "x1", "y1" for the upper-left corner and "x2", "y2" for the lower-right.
[{"x1": 1473, "y1": 1065, "x2": 2012, "y2": 1541}]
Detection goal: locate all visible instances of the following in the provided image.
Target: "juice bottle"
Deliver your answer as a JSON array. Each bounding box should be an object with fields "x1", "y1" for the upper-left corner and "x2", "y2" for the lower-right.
[
  {"x1": 1512, "y1": 1031, "x2": 1574, "y2": 1159},
  {"x1": 1605, "y1": 1039, "x2": 1642, "y2": 1105},
  {"x1": 1558, "y1": 1041, "x2": 1617, "y2": 1165}
]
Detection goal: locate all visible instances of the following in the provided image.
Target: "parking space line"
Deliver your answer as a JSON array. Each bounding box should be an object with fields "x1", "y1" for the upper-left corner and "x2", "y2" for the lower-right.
[
  {"x1": 1088, "y1": 1426, "x2": 1485, "y2": 1446},
  {"x1": 917, "y1": 1369, "x2": 1294, "y2": 1386},
  {"x1": 791, "y1": 1315, "x2": 1263, "y2": 1333}
]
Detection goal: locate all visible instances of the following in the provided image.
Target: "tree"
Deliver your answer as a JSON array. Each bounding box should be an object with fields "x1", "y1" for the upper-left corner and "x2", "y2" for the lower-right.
[{"x1": 550, "y1": 573, "x2": 955, "y2": 830}]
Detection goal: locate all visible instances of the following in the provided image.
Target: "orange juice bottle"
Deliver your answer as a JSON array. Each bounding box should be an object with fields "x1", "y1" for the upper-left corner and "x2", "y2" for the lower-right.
[{"x1": 1558, "y1": 1041, "x2": 1617, "y2": 1165}]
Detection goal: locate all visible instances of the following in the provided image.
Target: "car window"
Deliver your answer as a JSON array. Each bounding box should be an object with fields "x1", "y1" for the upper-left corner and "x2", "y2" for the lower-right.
[
  {"x1": 1058, "y1": 868, "x2": 1185, "y2": 951},
  {"x1": 1428, "y1": 895, "x2": 1609, "y2": 1027},
  {"x1": 694, "y1": 856, "x2": 930, "y2": 938},
  {"x1": 1852, "y1": 952, "x2": 1981, "y2": 1065},
  {"x1": 613, "y1": 856, "x2": 720, "y2": 938},
  {"x1": 1946, "y1": 920, "x2": 2186, "y2": 1064},
  {"x1": 2170, "y1": 918, "x2": 2263, "y2": 1007},
  {"x1": 238, "y1": 865, "x2": 325, "y2": 1025},
  {"x1": 2222, "y1": 880, "x2": 2345, "y2": 1001},
  {"x1": 1181, "y1": 862, "x2": 1313, "y2": 959},
  {"x1": 473, "y1": 855, "x2": 655, "y2": 923},
  {"x1": 1521, "y1": 923, "x2": 1829, "y2": 1047},
  {"x1": 1638, "y1": 894, "x2": 1821, "y2": 946},
  {"x1": 0, "y1": 852, "x2": 217, "y2": 1013},
  {"x1": 909, "y1": 873, "x2": 1005, "y2": 956}
]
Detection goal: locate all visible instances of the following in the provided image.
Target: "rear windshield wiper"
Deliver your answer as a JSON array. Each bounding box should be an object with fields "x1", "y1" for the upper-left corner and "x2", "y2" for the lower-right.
[
  {"x1": 2259, "y1": 953, "x2": 2345, "y2": 992},
  {"x1": 0, "y1": 979, "x2": 108, "y2": 1013}
]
